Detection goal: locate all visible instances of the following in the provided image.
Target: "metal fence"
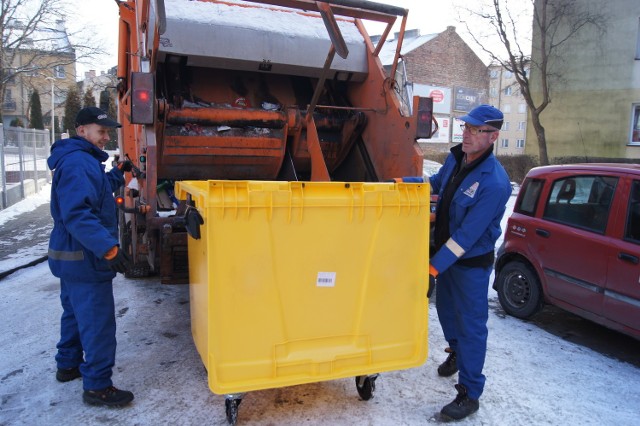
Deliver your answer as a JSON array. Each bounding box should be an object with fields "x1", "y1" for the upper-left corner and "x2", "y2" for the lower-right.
[{"x1": 0, "y1": 124, "x2": 52, "y2": 210}]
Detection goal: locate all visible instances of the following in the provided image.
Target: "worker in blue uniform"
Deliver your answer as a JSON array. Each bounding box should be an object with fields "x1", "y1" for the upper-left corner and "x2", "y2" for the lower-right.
[
  {"x1": 429, "y1": 104, "x2": 511, "y2": 420},
  {"x1": 47, "y1": 107, "x2": 134, "y2": 407}
]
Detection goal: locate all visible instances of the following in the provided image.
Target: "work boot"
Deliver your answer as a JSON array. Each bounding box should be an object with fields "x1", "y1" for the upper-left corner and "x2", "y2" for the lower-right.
[
  {"x1": 437, "y1": 348, "x2": 458, "y2": 377},
  {"x1": 440, "y1": 384, "x2": 479, "y2": 420},
  {"x1": 83, "y1": 386, "x2": 134, "y2": 407},
  {"x1": 56, "y1": 367, "x2": 81, "y2": 382}
]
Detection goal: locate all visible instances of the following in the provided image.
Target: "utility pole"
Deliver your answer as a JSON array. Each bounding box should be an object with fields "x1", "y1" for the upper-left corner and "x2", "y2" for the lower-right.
[{"x1": 46, "y1": 76, "x2": 55, "y2": 144}]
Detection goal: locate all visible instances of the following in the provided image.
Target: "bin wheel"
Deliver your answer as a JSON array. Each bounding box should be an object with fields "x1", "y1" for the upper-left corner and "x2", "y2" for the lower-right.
[
  {"x1": 225, "y1": 397, "x2": 241, "y2": 425},
  {"x1": 355, "y1": 374, "x2": 379, "y2": 401}
]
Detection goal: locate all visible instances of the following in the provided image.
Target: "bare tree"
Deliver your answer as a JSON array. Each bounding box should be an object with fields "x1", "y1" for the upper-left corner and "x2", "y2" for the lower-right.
[
  {"x1": 459, "y1": 0, "x2": 607, "y2": 165},
  {"x1": 0, "y1": 0, "x2": 106, "y2": 122}
]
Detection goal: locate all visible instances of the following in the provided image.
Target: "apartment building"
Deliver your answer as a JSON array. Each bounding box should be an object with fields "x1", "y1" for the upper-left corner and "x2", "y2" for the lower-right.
[
  {"x1": 488, "y1": 64, "x2": 528, "y2": 156},
  {"x1": 1, "y1": 19, "x2": 76, "y2": 133}
]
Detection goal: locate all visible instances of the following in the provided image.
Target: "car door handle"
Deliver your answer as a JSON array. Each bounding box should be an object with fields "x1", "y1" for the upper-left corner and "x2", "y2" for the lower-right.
[
  {"x1": 618, "y1": 252, "x2": 639, "y2": 264},
  {"x1": 535, "y1": 228, "x2": 550, "y2": 238}
]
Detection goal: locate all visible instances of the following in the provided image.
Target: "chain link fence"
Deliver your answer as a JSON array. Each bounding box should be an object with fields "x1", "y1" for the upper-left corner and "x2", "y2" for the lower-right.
[{"x1": 0, "y1": 124, "x2": 52, "y2": 210}]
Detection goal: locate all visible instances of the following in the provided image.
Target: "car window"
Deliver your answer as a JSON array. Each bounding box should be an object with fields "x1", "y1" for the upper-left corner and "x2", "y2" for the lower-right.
[
  {"x1": 543, "y1": 175, "x2": 617, "y2": 233},
  {"x1": 624, "y1": 180, "x2": 640, "y2": 243},
  {"x1": 515, "y1": 178, "x2": 543, "y2": 216}
]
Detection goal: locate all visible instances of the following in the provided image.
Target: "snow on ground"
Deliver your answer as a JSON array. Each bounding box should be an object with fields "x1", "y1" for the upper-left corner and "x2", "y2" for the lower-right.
[
  {"x1": 0, "y1": 184, "x2": 50, "y2": 224},
  {"x1": 1, "y1": 189, "x2": 639, "y2": 425}
]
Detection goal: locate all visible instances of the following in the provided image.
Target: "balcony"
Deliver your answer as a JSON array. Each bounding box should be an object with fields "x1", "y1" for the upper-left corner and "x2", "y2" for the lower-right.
[{"x1": 2, "y1": 99, "x2": 17, "y2": 111}]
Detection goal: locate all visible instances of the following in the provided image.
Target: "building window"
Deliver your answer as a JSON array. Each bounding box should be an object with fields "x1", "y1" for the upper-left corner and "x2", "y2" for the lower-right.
[
  {"x1": 490, "y1": 69, "x2": 499, "y2": 78},
  {"x1": 503, "y1": 121, "x2": 510, "y2": 131},
  {"x1": 54, "y1": 65, "x2": 65, "y2": 79},
  {"x1": 632, "y1": 104, "x2": 640, "y2": 144},
  {"x1": 505, "y1": 70, "x2": 513, "y2": 78},
  {"x1": 504, "y1": 86, "x2": 512, "y2": 96},
  {"x1": 517, "y1": 139, "x2": 525, "y2": 148},
  {"x1": 6, "y1": 68, "x2": 16, "y2": 85},
  {"x1": 519, "y1": 121, "x2": 526, "y2": 131},
  {"x1": 490, "y1": 87, "x2": 497, "y2": 97},
  {"x1": 518, "y1": 103, "x2": 527, "y2": 113},
  {"x1": 501, "y1": 138, "x2": 509, "y2": 148},
  {"x1": 637, "y1": 18, "x2": 640, "y2": 60},
  {"x1": 503, "y1": 104, "x2": 511, "y2": 113}
]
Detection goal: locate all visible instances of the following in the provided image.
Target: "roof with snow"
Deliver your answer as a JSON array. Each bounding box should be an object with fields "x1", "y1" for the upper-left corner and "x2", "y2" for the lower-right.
[
  {"x1": 5, "y1": 19, "x2": 73, "y2": 54},
  {"x1": 375, "y1": 29, "x2": 437, "y2": 66}
]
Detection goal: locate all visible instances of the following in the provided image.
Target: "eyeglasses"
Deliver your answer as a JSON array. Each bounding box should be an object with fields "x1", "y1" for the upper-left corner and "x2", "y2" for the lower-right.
[{"x1": 460, "y1": 124, "x2": 498, "y2": 135}]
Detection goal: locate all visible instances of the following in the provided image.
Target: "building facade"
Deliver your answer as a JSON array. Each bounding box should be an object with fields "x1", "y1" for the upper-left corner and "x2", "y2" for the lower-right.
[
  {"x1": 526, "y1": 0, "x2": 640, "y2": 161},
  {"x1": 488, "y1": 64, "x2": 528, "y2": 156},
  {"x1": 376, "y1": 27, "x2": 489, "y2": 152},
  {"x1": 79, "y1": 67, "x2": 118, "y2": 108},
  {"x1": 1, "y1": 19, "x2": 76, "y2": 134}
]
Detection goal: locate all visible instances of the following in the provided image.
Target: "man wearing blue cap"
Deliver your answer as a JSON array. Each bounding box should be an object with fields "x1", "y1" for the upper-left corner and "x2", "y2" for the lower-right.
[{"x1": 428, "y1": 104, "x2": 512, "y2": 420}]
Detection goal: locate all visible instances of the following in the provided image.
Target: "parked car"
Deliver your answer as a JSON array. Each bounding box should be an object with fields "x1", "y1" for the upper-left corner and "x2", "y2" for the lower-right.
[{"x1": 493, "y1": 163, "x2": 640, "y2": 340}]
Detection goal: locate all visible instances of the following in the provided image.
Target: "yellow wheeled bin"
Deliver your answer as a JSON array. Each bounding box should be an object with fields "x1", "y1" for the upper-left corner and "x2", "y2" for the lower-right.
[{"x1": 175, "y1": 180, "x2": 430, "y2": 424}]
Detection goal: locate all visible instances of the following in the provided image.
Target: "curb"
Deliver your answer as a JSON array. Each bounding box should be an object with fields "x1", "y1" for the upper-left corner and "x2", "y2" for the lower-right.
[{"x1": 0, "y1": 256, "x2": 48, "y2": 280}]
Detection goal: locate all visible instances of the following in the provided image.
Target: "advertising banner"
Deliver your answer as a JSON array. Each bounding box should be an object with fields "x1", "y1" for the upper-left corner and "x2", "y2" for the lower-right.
[
  {"x1": 452, "y1": 117, "x2": 464, "y2": 143},
  {"x1": 429, "y1": 115, "x2": 451, "y2": 143},
  {"x1": 453, "y1": 86, "x2": 482, "y2": 112},
  {"x1": 413, "y1": 84, "x2": 451, "y2": 115}
]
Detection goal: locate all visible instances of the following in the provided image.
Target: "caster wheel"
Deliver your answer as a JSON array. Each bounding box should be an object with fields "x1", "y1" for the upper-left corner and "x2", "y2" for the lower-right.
[
  {"x1": 225, "y1": 398, "x2": 241, "y2": 425},
  {"x1": 355, "y1": 374, "x2": 378, "y2": 401}
]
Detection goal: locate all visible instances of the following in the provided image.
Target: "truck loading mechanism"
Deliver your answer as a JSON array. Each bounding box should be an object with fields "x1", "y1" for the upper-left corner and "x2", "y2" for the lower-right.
[{"x1": 116, "y1": 0, "x2": 434, "y2": 284}]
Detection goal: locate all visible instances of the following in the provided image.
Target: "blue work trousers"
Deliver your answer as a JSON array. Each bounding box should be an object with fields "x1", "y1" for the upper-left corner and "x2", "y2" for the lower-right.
[
  {"x1": 55, "y1": 278, "x2": 116, "y2": 391},
  {"x1": 435, "y1": 264, "x2": 491, "y2": 400}
]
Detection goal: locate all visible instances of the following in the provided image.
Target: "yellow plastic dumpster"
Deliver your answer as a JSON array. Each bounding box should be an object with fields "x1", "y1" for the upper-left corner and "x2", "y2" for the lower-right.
[{"x1": 175, "y1": 180, "x2": 429, "y2": 420}]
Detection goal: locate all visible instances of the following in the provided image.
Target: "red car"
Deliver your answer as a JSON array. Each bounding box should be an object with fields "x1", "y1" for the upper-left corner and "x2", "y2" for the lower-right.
[{"x1": 494, "y1": 163, "x2": 640, "y2": 340}]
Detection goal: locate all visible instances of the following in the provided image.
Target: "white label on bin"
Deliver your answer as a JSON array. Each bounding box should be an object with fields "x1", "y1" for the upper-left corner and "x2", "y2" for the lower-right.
[{"x1": 317, "y1": 272, "x2": 336, "y2": 287}]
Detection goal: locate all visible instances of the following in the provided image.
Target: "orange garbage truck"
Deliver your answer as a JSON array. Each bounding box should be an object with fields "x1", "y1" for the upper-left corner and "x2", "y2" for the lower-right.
[
  {"x1": 116, "y1": 0, "x2": 432, "y2": 284},
  {"x1": 117, "y1": 2, "x2": 433, "y2": 422}
]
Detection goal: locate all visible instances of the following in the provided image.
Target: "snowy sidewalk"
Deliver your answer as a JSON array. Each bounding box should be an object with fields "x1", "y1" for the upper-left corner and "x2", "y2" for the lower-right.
[{"x1": 0, "y1": 189, "x2": 52, "y2": 279}]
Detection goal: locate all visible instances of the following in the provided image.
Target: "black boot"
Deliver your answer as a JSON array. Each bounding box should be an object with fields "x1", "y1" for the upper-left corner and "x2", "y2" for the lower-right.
[
  {"x1": 56, "y1": 367, "x2": 81, "y2": 382},
  {"x1": 437, "y1": 347, "x2": 458, "y2": 377},
  {"x1": 440, "y1": 384, "x2": 479, "y2": 420},
  {"x1": 83, "y1": 386, "x2": 134, "y2": 407}
]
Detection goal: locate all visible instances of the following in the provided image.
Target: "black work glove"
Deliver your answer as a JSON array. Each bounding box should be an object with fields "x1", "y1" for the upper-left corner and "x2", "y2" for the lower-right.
[
  {"x1": 117, "y1": 160, "x2": 134, "y2": 173},
  {"x1": 105, "y1": 246, "x2": 131, "y2": 273},
  {"x1": 427, "y1": 274, "x2": 436, "y2": 299}
]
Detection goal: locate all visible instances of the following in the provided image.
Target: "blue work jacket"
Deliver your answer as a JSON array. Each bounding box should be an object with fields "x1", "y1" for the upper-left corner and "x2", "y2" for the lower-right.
[
  {"x1": 429, "y1": 146, "x2": 511, "y2": 274},
  {"x1": 47, "y1": 136, "x2": 124, "y2": 282}
]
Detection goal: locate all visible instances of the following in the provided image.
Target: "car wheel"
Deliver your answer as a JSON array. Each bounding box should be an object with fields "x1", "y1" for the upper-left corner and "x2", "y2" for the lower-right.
[{"x1": 496, "y1": 260, "x2": 544, "y2": 319}]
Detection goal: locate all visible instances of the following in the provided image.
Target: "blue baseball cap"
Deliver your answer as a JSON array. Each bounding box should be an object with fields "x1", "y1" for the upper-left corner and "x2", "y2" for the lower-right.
[{"x1": 458, "y1": 104, "x2": 504, "y2": 130}]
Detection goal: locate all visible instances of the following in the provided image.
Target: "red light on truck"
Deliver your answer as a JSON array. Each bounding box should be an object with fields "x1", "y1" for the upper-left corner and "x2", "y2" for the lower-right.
[
  {"x1": 414, "y1": 96, "x2": 434, "y2": 139},
  {"x1": 131, "y1": 72, "x2": 155, "y2": 124},
  {"x1": 135, "y1": 90, "x2": 151, "y2": 103}
]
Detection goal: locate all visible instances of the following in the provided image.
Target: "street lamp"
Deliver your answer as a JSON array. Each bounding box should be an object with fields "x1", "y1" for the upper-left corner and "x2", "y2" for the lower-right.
[{"x1": 45, "y1": 76, "x2": 55, "y2": 144}]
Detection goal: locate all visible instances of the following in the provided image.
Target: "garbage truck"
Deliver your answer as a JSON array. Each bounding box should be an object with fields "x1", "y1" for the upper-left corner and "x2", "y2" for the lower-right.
[
  {"x1": 116, "y1": 1, "x2": 433, "y2": 423},
  {"x1": 116, "y1": 0, "x2": 432, "y2": 284}
]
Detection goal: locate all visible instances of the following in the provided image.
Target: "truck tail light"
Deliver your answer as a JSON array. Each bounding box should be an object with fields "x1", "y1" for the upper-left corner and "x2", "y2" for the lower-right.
[
  {"x1": 414, "y1": 96, "x2": 433, "y2": 139},
  {"x1": 131, "y1": 72, "x2": 155, "y2": 124}
]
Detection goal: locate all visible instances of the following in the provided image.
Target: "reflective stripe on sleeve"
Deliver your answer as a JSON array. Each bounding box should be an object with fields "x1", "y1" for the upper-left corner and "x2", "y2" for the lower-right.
[
  {"x1": 48, "y1": 248, "x2": 84, "y2": 261},
  {"x1": 445, "y1": 238, "x2": 466, "y2": 258}
]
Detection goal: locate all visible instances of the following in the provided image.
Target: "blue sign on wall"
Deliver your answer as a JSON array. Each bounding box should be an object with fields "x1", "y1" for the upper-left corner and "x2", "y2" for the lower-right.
[{"x1": 453, "y1": 87, "x2": 482, "y2": 112}]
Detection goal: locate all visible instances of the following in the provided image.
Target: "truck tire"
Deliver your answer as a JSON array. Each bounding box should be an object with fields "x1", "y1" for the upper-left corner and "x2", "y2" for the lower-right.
[{"x1": 495, "y1": 260, "x2": 544, "y2": 319}]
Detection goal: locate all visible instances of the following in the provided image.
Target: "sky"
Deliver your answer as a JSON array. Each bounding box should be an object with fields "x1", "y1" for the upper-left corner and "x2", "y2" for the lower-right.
[
  {"x1": 68, "y1": 0, "x2": 512, "y2": 79},
  {"x1": 2, "y1": 183, "x2": 640, "y2": 425}
]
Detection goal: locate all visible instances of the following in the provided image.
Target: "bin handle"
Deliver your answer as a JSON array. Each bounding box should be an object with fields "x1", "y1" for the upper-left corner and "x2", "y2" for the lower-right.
[{"x1": 184, "y1": 205, "x2": 204, "y2": 240}]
